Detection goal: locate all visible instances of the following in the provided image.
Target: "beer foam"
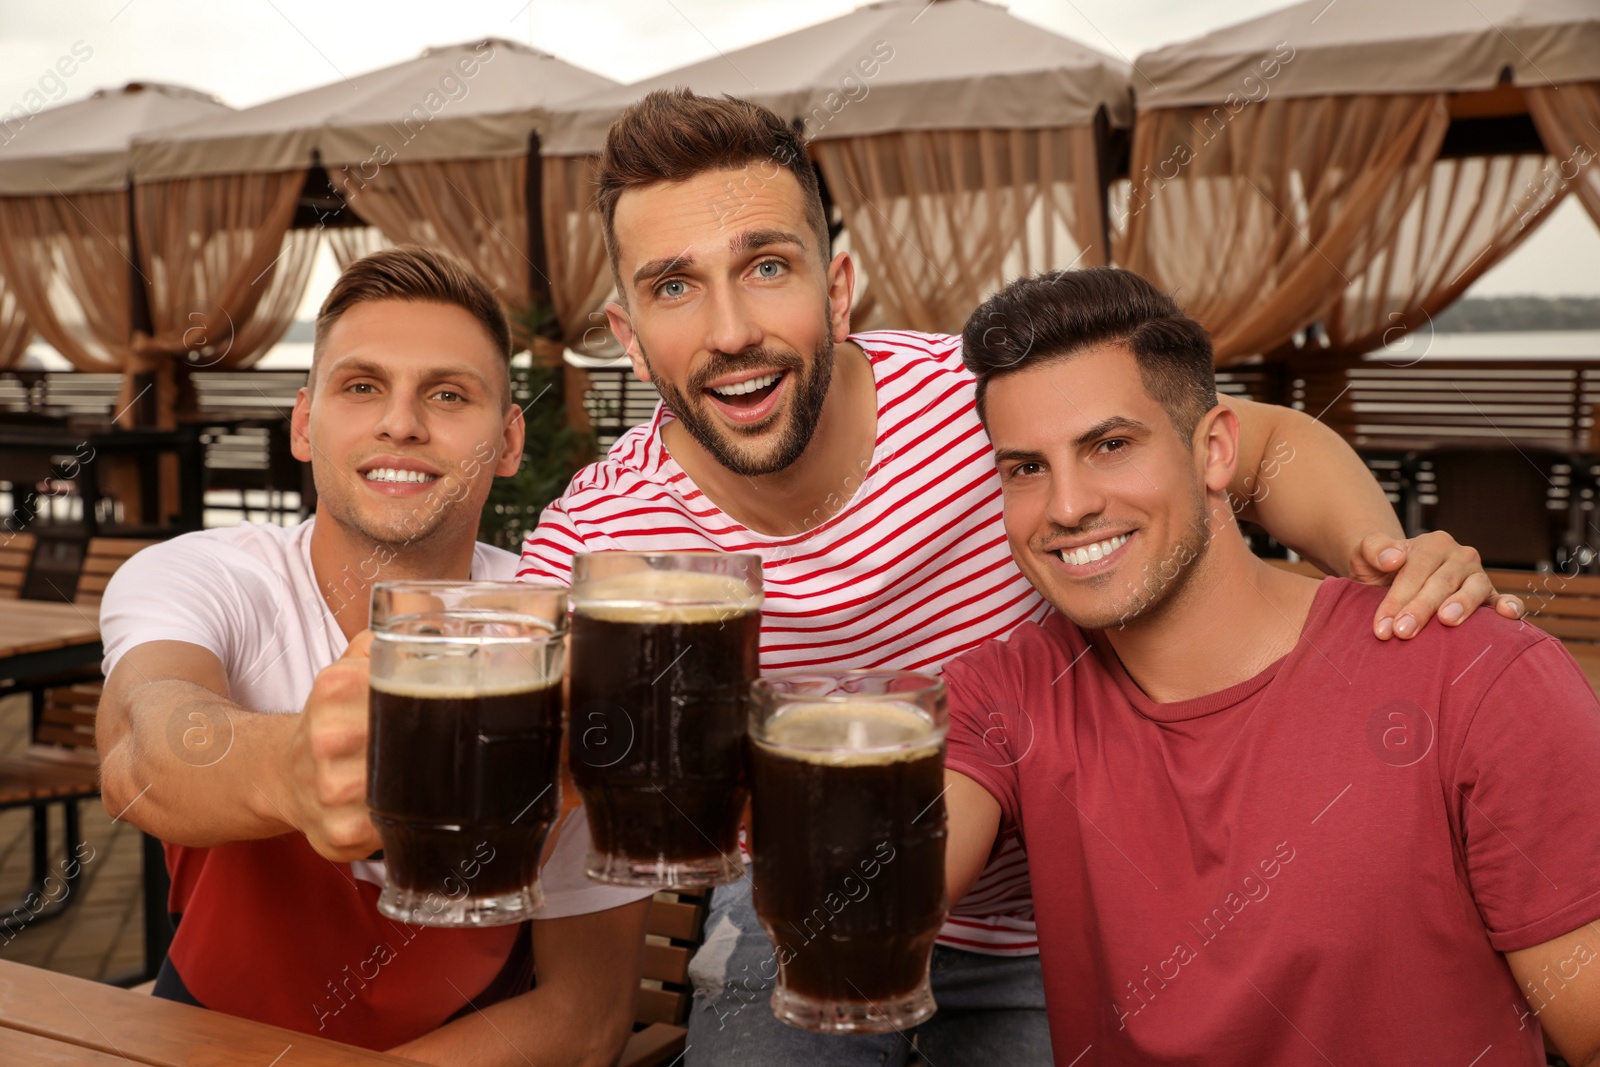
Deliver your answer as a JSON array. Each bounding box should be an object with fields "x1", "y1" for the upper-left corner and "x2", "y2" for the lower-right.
[
  {"x1": 574, "y1": 569, "x2": 761, "y2": 623},
  {"x1": 370, "y1": 655, "x2": 559, "y2": 698},
  {"x1": 755, "y1": 701, "x2": 944, "y2": 766}
]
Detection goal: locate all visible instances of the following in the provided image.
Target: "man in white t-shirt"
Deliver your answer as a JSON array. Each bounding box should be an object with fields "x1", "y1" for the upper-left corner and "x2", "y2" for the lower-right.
[
  {"x1": 96, "y1": 247, "x2": 650, "y2": 1065},
  {"x1": 518, "y1": 90, "x2": 1519, "y2": 1065}
]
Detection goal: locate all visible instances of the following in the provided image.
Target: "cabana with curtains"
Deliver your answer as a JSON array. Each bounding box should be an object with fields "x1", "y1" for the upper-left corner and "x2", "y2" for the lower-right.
[
  {"x1": 1120, "y1": 0, "x2": 1600, "y2": 364},
  {"x1": 540, "y1": 0, "x2": 1131, "y2": 346},
  {"x1": 131, "y1": 39, "x2": 617, "y2": 360},
  {"x1": 0, "y1": 82, "x2": 231, "y2": 408}
]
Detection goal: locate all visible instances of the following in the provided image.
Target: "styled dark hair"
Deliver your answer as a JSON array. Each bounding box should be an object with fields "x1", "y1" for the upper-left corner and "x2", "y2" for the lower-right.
[
  {"x1": 314, "y1": 244, "x2": 512, "y2": 383},
  {"x1": 597, "y1": 88, "x2": 830, "y2": 291},
  {"x1": 961, "y1": 268, "x2": 1219, "y2": 437}
]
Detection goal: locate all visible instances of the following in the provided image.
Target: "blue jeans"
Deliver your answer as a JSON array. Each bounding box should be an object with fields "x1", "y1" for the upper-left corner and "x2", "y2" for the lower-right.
[{"x1": 685, "y1": 878, "x2": 1051, "y2": 1066}]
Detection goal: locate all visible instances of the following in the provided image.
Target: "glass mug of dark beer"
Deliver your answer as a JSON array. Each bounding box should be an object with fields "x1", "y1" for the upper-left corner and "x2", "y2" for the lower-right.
[
  {"x1": 749, "y1": 672, "x2": 949, "y2": 1033},
  {"x1": 568, "y1": 551, "x2": 762, "y2": 887},
  {"x1": 368, "y1": 581, "x2": 566, "y2": 926}
]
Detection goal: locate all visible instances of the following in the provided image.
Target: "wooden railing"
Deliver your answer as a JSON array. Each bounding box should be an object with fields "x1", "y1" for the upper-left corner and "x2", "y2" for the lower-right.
[
  {"x1": 0, "y1": 369, "x2": 305, "y2": 422},
  {"x1": 1287, "y1": 357, "x2": 1600, "y2": 451}
]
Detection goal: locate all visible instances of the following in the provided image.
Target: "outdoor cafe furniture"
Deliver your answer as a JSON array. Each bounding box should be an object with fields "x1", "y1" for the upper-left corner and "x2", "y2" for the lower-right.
[{"x1": 0, "y1": 959, "x2": 417, "y2": 1065}]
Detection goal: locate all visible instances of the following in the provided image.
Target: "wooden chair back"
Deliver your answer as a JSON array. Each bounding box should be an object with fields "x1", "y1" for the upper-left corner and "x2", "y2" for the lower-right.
[
  {"x1": 35, "y1": 683, "x2": 101, "y2": 753},
  {"x1": 557, "y1": 753, "x2": 708, "y2": 1067},
  {"x1": 0, "y1": 532, "x2": 35, "y2": 599},
  {"x1": 1491, "y1": 568, "x2": 1600, "y2": 646},
  {"x1": 74, "y1": 538, "x2": 160, "y2": 610},
  {"x1": 619, "y1": 889, "x2": 709, "y2": 1067}
]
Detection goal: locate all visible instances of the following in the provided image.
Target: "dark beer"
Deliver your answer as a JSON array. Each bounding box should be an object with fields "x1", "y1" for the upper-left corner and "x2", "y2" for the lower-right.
[
  {"x1": 569, "y1": 568, "x2": 760, "y2": 886},
  {"x1": 750, "y1": 701, "x2": 947, "y2": 1025},
  {"x1": 368, "y1": 678, "x2": 563, "y2": 912}
]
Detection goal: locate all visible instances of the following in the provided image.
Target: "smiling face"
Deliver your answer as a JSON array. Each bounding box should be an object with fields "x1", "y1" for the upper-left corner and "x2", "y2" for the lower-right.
[
  {"x1": 986, "y1": 344, "x2": 1232, "y2": 631},
  {"x1": 605, "y1": 166, "x2": 852, "y2": 477},
  {"x1": 290, "y1": 298, "x2": 522, "y2": 549}
]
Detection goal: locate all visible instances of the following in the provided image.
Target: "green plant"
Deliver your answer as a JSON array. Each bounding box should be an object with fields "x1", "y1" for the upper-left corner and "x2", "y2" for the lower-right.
[{"x1": 478, "y1": 304, "x2": 596, "y2": 552}]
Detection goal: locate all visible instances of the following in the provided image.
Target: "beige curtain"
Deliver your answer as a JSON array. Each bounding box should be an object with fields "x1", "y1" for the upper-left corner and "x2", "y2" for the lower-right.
[
  {"x1": 0, "y1": 280, "x2": 33, "y2": 370},
  {"x1": 832, "y1": 220, "x2": 882, "y2": 332},
  {"x1": 813, "y1": 126, "x2": 1104, "y2": 336},
  {"x1": 0, "y1": 192, "x2": 135, "y2": 374},
  {"x1": 134, "y1": 170, "x2": 317, "y2": 378},
  {"x1": 1324, "y1": 152, "x2": 1567, "y2": 354},
  {"x1": 326, "y1": 225, "x2": 393, "y2": 270},
  {"x1": 1527, "y1": 81, "x2": 1600, "y2": 229},
  {"x1": 1118, "y1": 94, "x2": 1450, "y2": 364},
  {"x1": 337, "y1": 157, "x2": 533, "y2": 340},
  {"x1": 541, "y1": 153, "x2": 616, "y2": 354}
]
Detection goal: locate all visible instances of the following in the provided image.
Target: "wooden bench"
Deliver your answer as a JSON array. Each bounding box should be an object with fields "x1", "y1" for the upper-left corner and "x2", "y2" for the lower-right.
[
  {"x1": 0, "y1": 671, "x2": 102, "y2": 927},
  {"x1": 0, "y1": 537, "x2": 159, "y2": 929},
  {"x1": 621, "y1": 889, "x2": 709, "y2": 1067}
]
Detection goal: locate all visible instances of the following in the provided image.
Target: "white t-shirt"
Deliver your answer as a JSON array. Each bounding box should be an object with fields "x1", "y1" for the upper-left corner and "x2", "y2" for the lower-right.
[{"x1": 100, "y1": 517, "x2": 646, "y2": 919}]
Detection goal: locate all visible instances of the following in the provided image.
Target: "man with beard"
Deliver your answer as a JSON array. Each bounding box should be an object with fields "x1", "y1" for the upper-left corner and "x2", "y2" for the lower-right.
[
  {"x1": 95, "y1": 247, "x2": 650, "y2": 1065},
  {"x1": 518, "y1": 89, "x2": 1518, "y2": 1064},
  {"x1": 942, "y1": 268, "x2": 1600, "y2": 1065}
]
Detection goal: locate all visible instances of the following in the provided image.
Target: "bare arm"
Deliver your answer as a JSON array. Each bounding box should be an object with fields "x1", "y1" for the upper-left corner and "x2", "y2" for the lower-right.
[
  {"x1": 1506, "y1": 923, "x2": 1600, "y2": 1064},
  {"x1": 1227, "y1": 396, "x2": 1522, "y2": 637},
  {"x1": 98, "y1": 641, "x2": 295, "y2": 845},
  {"x1": 946, "y1": 770, "x2": 1003, "y2": 906},
  {"x1": 96, "y1": 636, "x2": 383, "y2": 859},
  {"x1": 387, "y1": 899, "x2": 650, "y2": 1067}
]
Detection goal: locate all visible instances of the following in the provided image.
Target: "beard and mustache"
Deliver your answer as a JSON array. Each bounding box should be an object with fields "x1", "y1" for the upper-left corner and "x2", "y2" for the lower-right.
[{"x1": 640, "y1": 329, "x2": 836, "y2": 478}]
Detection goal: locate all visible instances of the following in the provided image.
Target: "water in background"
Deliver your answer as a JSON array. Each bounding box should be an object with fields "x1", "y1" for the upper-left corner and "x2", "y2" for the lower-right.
[
  {"x1": 1372, "y1": 330, "x2": 1600, "y2": 360},
  {"x1": 24, "y1": 330, "x2": 1600, "y2": 372},
  {"x1": 23, "y1": 340, "x2": 317, "y2": 371}
]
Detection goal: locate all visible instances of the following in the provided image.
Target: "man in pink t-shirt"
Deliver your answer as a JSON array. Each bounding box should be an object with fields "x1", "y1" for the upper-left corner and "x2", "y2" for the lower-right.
[{"x1": 942, "y1": 268, "x2": 1600, "y2": 1065}]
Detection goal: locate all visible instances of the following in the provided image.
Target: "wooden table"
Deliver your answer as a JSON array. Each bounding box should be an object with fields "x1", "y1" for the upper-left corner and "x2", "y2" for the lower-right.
[
  {"x1": 0, "y1": 599, "x2": 102, "y2": 689},
  {"x1": 0, "y1": 959, "x2": 418, "y2": 1064},
  {"x1": 0, "y1": 425, "x2": 205, "y2": 535}
]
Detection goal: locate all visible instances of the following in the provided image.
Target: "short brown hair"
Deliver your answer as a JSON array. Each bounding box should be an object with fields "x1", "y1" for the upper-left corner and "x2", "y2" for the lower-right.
[
  {"x1": 961, "y1": 268, "x2": 1219, "y2": 438},
  {"x1": 313, "y1": 245, "x2": 512, "y2": 401},
  {"x1": 596, "y1": 88, "x2": 830, "y2": 293}
]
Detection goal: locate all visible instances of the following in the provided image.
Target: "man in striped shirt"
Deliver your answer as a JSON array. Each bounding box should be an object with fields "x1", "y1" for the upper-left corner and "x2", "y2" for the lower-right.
[{"x1": 518, "y1": 89, "x2": 1517, "y2": 1065}]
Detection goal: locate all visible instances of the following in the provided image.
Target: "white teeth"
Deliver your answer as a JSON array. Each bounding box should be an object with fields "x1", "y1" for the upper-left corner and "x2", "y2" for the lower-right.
[
  {"x1": 1057, "y1": 533, "x2": 1130, "y2": 566},
  {"x1": 710, "y1": 372, "x2": 780, "y2": 397},
  {"x1": 364, "y1": 467, "x2": 437, "y2": 484}
]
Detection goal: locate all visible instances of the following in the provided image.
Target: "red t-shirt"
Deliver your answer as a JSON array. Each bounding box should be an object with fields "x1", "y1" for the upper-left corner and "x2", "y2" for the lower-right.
[{"x1": 944, "y1": 578, "x2": 1600, "y2": 1066}]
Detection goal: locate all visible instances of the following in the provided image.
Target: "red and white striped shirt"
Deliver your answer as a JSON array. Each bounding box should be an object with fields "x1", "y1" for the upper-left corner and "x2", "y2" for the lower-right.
[{"x1": 519, "y1": 330, "x2": 1048, "y2": 955}]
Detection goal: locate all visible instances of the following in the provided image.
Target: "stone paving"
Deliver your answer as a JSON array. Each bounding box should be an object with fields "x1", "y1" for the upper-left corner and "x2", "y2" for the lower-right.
[{"x1": 0, "y1": 692, "x2": 147, "y2": 981}]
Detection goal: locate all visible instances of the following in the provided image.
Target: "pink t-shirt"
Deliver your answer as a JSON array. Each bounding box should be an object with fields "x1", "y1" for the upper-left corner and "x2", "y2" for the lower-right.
[{"x1": 944, "y1": 577, "x2": 1600, "y2": 1066}]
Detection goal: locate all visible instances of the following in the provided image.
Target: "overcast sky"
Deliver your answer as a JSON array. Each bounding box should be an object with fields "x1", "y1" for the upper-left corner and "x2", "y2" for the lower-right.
[{"x1": 2, "y1": 0, "x2": 1596, "y2": 304}]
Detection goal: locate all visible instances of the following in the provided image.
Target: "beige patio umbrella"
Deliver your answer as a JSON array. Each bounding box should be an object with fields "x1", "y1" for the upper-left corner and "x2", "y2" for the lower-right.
[
  {"x1": 0, "y1": 82, "x2": 229, "y2": 383},
  {"x1": 0, "y1": 81, "x2": 234, "y2": 527},
  {"x1": 131, "y1": 38, "x2": 618, "y2": 356},
  {"x1": 541, "y1": 0, "x2": 1132, "y2": 343},
  {"x1": 1121, "y1": 0, "x2": 1600, "y2": 363}
]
